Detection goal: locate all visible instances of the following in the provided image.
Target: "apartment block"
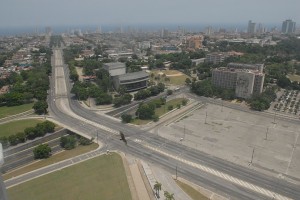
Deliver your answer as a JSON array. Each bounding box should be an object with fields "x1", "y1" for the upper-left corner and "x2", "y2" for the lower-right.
[{"x1": 212, "y1": 63, "x2": 265, "y2": 99}]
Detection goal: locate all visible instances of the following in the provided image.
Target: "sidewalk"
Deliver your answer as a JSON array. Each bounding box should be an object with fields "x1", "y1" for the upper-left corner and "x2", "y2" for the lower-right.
[{"x1": 141, "y1": 161, "x2": 192, "y2": 200}]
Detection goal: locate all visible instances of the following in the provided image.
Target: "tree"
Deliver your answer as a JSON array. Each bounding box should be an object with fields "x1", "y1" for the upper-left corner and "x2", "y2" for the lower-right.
[
  {"x1": 0, "y1": 136, "x2": 9, "y2": 149},
  {"x1": 167, "y1": 105, "x2": 174, "y2": 111},
  {"x1": 60, "y1": 135, "x2": 77, "y2": 150},
  {"x1": 43, "y1": 121, "x2": 55, "y2": 133},
  {"x1": 121, "y1": 114, "x2": 132, "y2": 123},
  {"x1": 153, "y1": 181, "x2": 162, "y2": 197},
  {"x1": 79, "y1": 136, "x2": 93, "y2": 145},
  {"x1": 24, "y1": 127, "x2": 37, "y2": 140},
  {"x1": 182, "y1": 99, "x2": 188, "y2": 106},
  {"x1": 16, "y1": 132, "x2": 26, "y2": 143},
  {"x1": 185, "y1": 78, "x2": 191, "y2": 85},
  {"x1": 136, "y1": 103, "x2": 155, "y2": 120},
  {"x1": 167, "y1": 89, "x2": 173, "y2": 96},
  {"x1": 33, "y1": 144, "x2": 52, "y2": 159},
  {"x1": 33, "y1": 100, "x2": 48, "y2": 115},
  {"x1": 8, "y1": 135, "x2": 19, "y2": 146},
  {"x1": 164, "y1": 191, "x2": 175, "y2": 200}
]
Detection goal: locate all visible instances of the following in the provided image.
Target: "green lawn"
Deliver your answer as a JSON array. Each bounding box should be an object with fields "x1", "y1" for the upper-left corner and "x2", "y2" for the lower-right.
[
  {"x1": 287, "y1": 74, "x2": 300, "y2": 82},
  {"x1": 0, "y1": 103, "x2": 34, "y2": 119},
  {"x1": 150, "y1": 69, "x2": 190, "y2": 85},
  {"x1": 176, "y1": 180, "x2": 209, "y2": 200},
  {"x1": 4, "y1": 143, "x2": 99, "y2": 180},
  {"x1": 8, "y1": 153, "x2": 132, "y2": 200},
  {"x1": 155, "y1": 98, "x2": 185, "y2": 116},
  {"x1": 0, "y1": 119, "x2": 44, "y2": 138}
]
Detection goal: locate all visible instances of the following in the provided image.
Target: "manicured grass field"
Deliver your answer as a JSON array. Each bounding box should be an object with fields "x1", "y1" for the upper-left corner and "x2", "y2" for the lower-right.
[
  {"x1": 176, "y1": 180, "x2": 209, "y2": 200},
  {"x1": 4, "y1": 143, "x2": 99, "y2": 180},
  {"x1": 8, "y1": 153, "x2": 132, "y2": 200},
  {"x1": 0, "y1": 119, "x2": 44, "y2": 138},
  {"x1": 287, "y1": 74, "x2": 300, "y2": 82},
  {"x1": 150, "y1": 69, "x2": 190, "y2": 85},
  {"x1": 0, "y1": 103, "x2": 34, "y2": 119}
]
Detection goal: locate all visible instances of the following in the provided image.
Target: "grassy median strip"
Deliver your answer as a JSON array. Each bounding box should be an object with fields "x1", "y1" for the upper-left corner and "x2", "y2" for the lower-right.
[
  {"x1": 4, "y1": 143, "x2": 99, "y2": 180},
  {"x1": 0, "y1": 119, "x2": 44, "y2": 138},
  {"x1": 8, "y1": 152, "x2": 132, "y2": 200},
  {"x1": 0, "y1": 103, "x2": 34, "y2": 119},
  {"x1": 176, "y1": 180, "x2": 209, "y2": 200}
]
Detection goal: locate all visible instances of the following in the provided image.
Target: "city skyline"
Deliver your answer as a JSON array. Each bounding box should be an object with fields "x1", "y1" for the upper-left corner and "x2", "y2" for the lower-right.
[{"x1": 0, "y1": 0, "x2": 299, "y2": 28}]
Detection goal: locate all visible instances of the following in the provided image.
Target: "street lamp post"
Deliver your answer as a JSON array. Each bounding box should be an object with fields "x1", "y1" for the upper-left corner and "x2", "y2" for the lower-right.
[
  {"x1": 265, "y1": 127, "x2": 269, "y2": 140},
  {"x1": 273, "y1": 111, "x2": 277, "y2": 124},
  {"x1": 250, "y1": 147, "x2": 255, "y2": 164}
]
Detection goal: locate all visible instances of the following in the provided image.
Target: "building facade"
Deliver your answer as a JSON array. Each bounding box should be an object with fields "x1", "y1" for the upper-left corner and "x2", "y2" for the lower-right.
[
  {"x1": 114, "y1": 71, "x2": 149, "y2": 92},
  {"x1": 103, "y1": 62, "x2": 149, "y2": 92},
  {"x1": 282, "y1": 19, "x2": 296, "y2": 34},
  {"x1": 248, "y1": 20, "x2": 256, "y2": 34},
  {"x1": 206, "y1": 53, "x2": 227, "y2": 64},
  {"x1": 212, "y1": 63, "x2": 265, "y2": 99}
]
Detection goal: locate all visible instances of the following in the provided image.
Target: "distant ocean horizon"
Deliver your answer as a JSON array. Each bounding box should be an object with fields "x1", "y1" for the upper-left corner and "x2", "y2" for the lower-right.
[{"x1": 0, "y1": 23, "x2": 280, "y2": 36}]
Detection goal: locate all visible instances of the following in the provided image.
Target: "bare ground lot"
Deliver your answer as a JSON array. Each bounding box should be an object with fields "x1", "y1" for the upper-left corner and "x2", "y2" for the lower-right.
[{"x1": 157, "y1": 103, "x2": 300, "y2": 181}]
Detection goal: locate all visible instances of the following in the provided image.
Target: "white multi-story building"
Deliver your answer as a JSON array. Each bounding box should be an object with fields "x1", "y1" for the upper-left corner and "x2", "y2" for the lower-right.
[{"x1": 212, "y1": 63, "x2": 265, "y2": 99}]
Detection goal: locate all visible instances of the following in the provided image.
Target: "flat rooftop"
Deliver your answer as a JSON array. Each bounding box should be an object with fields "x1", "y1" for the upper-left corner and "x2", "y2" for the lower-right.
[
  {"x1": 118, "y1": 71, "x2": 149, "y2": 81},
  {"x1": 104, "y1": 62, "x2": 126, "y2": 70}
]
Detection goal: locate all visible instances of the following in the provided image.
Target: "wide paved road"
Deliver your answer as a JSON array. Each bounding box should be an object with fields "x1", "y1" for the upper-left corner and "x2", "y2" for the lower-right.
[{"x1": 47, "y1": 48, "x2": 299, "y2": 200}]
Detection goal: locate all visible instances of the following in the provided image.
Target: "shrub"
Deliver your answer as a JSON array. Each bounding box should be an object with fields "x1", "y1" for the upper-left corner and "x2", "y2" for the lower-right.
[
  {"x1": 60, "y1": 135, "x2": 77, "y2": 150},
  {"x1": 33, "y1": 144, "x2": 52, "y2": 159},
  {"x1": 167, "y1": 105, "x2": 174, "y2": 111},
  {"x1": 121, "y1": 114, "x2": 133, "y2": 123},
  {"x1": 79, "y1": 136, "x2": 93, "y2": 145}
]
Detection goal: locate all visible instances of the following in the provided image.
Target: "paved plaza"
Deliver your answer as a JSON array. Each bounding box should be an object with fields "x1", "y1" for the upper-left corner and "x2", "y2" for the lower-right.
[{"x1": 156, "y1": 103, "x2": 300, "y2": 182}]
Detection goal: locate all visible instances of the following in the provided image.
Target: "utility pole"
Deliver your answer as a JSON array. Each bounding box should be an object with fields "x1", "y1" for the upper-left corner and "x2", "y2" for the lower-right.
[
  {"x1": 265, "y1": 127, "x2": 269, "y2": 140},
  {"x1": 175, "y1": 165, "x2": 178, "y2": 180},
  {"x1": 250, "y1": 147, "x2": 255, "y2": 164},
  {"x1": 184, "y1": 125, "x2": 186, "y2": 139},
  {"x1": 273, "y1": 111, "x2": 277, "y2": 124},
  {"x1": 205, "y1": 111, "x2": 208, "y2": 124},
  {"x1": 221, "y1": 101, "x2": 224, "y2": 112}
]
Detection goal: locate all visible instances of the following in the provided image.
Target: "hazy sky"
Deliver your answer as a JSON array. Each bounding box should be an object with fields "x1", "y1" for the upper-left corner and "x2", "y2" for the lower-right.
[{"x1": 0, "y1": 0, "x2": 299, "y2": 28}]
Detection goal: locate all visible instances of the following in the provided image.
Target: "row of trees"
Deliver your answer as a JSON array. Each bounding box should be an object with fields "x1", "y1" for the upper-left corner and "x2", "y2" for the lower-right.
[
  {"x1": 71, "y1": 82, "x2": 113, "y2": 105},
  {"x1": 191, "y1": 79, "x2": 235, "y2": 100},
  {"x1": 248, "y1": 87, "x2": 277, "y2": 111},
  {"x1": 0, "y1": 121, "x2": 55, "y2": 148},
  {"x1": 134, "y1": 83, "x2": 165, "y2": 100},
  {"x1": 153, "y1": 181, "x2": 175, "y2": 200},
  {"x1": 60, "y1": 134, "x2": 93, "y2": 150}
]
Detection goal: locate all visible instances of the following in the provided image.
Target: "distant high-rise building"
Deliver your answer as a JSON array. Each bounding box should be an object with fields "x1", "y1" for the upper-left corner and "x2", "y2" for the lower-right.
[
  {"x1": 247, "y1": 20, "x2": 256, "y2": 34},
  {"x1": 45, "y1": 26, "x2": 52, "y2": 36},
  {"x1": 205, "y1": 26, "x2": 213, "y2": 35},
  {"x1": 282, "y1": 19, "x2": 296, "y2": 34}
]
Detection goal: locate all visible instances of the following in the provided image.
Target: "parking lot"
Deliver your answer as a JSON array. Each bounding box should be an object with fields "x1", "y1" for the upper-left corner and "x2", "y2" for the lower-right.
[
  {"x1": 272, "y1": 89, "x2": 300, "y2": 116},
  {"x1": 157, "y1": 103, "x2": 300, "y2": 181}
]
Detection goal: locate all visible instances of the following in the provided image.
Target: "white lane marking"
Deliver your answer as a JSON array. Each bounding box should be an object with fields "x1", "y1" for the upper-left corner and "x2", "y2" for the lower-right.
[{"x1": 142, "y1": 143, "x2": 292, "y2": 200}]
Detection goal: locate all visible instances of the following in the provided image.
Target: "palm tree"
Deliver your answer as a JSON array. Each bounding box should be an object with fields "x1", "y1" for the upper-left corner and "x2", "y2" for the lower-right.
[
  {"x1": 164, "y1": 191, "x2": 175, "y2": 200},
  {"x1": 153, "y1": 181, "x2": 162, "y2": 197}
]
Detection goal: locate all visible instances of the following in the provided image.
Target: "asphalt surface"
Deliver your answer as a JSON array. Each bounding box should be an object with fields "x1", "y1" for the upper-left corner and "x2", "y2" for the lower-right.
[{"x1": 33, "y1": 48, "x2": 300, "y2": 200}]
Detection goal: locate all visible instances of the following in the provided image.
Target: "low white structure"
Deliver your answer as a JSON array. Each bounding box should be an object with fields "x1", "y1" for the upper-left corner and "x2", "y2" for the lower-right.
[{"x1": 0, "y1": 143, "x2": 3, "y2": 167}]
